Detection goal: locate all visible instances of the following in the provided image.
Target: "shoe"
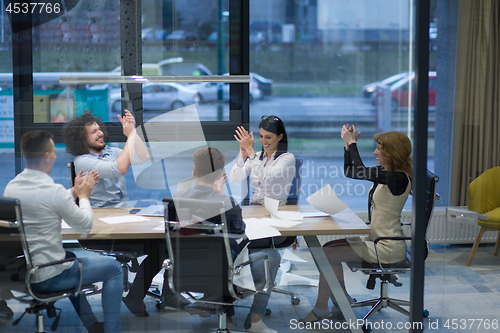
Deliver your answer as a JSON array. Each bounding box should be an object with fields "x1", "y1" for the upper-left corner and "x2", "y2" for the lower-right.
[
  {"x1": 122, "y1": 296, "x2": 149, "y2": 317},
  {"x1": 246, "y1": 319, "x2": 277, "y2": 333},
  {"x1": 86, "y1": 321, "x2": 104, "y2": 333},
  {"x1": 161, "y1": 293, "x2": 190, "y2": 309},
  {"x1": 298, "y1": 310, "x2": 331, "y2": 323},
  {"x1": 0, "y1": 300, "x2": 13, "y2": 319}
]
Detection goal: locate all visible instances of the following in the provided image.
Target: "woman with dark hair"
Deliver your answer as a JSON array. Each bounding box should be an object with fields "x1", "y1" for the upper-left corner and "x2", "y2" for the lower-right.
[
  {"x1": 299, "y1": 124, "x2": 413, "y2": 323},
  {"x1": 230, "y1": 115, "x2": 296, "y2": 205}
]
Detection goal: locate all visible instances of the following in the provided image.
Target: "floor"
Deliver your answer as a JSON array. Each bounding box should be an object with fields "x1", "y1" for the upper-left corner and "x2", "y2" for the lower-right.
[{"x1": 1, "y1": 242, "x2": 500, "y2": 333}]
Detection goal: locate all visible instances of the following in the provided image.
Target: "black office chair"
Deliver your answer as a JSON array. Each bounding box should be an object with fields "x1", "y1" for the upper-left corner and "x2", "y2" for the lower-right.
[
  {"x1": 67, "y1": 162, "x2": 139, "y2": 292},
  {"x1": 0, "y1": 196, "x2": 99, "y2": 333},
  {"x1": 162, "y1": 197, "x2": 271, "y2": 333},
  {"x1": 347, "y1": 170, "x2": 439, "y2": 324}
]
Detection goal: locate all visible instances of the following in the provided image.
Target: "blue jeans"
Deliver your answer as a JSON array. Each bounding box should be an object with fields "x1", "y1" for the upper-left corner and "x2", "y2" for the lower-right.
[
  {"x1": 248, "y1": 247, "x2": 281, "y2": 315},
  {"x1": 32, "y1": 252, "x2": 123, "y2": 333}
]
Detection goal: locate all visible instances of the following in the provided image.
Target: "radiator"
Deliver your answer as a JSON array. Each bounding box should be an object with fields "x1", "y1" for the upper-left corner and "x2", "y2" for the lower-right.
[{"x1": 298, "y1": 207, "x2": 499, "y2": 247}]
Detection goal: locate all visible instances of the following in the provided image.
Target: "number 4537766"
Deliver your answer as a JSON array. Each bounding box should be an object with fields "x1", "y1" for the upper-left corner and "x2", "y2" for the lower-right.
[
  {"x1": 6, "y1": 3, "x2": 61, "y2": 14},
  {"x1": 444, "y1": 319, "x2": 498, "y2": 330}
]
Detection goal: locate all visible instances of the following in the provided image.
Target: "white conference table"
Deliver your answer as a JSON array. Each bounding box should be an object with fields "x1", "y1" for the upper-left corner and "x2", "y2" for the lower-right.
[{"x1": 62, "y1": 205, "x2": 370, "y2": 332}]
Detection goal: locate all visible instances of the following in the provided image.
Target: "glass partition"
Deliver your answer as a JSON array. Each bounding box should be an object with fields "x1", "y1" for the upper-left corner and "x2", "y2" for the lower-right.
[{"x1": 248, "y1": 0, "x2": 434, "y2": 209}]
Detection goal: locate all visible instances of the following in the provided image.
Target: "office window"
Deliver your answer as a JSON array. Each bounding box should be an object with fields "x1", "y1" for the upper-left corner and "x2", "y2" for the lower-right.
[{"x1": 247, "y1": 0, "x2": 439, "y2": 209}]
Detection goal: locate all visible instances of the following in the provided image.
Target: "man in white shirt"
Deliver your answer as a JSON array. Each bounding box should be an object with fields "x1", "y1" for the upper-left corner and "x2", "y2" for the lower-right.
[{"x1": 4, "y1": 130, "x2": 123, "y2": 333}]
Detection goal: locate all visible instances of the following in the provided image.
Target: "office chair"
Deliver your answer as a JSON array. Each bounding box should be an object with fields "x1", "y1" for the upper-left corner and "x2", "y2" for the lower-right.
[
  {"x1": 67, "y1": 162, "x2": 139, "y2": 291},
  {"x1": 0, "y1": 196, "x2": 99, "y2": 333},
  {"x1": 347, "y1": 170, "x2": 439, "y2": 324},
  {"x1": 466, "y1": 166, "x2": 500, "y2": 266},
  {"x1": 162, "y1": 197, "x2": 271, "y2": 333}
]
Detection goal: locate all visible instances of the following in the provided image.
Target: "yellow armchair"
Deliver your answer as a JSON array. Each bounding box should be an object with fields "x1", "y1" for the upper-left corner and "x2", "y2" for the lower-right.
[{"x1": 466, "y1": 166, "x2": 500, "y2": 266}]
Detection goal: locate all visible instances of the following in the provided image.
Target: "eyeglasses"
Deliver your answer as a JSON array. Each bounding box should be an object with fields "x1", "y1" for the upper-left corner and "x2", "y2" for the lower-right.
[{"x1": 261, "y1": 115, "x2": 280, "y2": 123}]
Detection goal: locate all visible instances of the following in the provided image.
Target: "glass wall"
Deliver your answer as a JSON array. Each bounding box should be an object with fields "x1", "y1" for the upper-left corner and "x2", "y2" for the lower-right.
[
  {"x1": 247, "y1": 0, "x2": 436, "y2": 209},
  {"x1": 1, "y1": 0, "x2": 440, "y2": 210},
  {"x1": 0, "y1": 3, "x2": 14, "y2": 193},
  {"x1": 7, "y1": 1, "x2": 498, "y2": 333}
]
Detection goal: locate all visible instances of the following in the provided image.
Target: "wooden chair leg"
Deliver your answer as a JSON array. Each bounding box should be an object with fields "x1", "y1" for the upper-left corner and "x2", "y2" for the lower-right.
[
  {"x1": 466, "y1": 227, "x2": 487, "y2": 266},
  {"x1": 493, "y1": 231, "x2": 500, "y2": 256}
]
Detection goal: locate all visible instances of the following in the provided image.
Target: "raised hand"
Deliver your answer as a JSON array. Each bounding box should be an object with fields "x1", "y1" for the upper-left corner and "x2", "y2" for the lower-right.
[
  {"x1": 341, "y1": 124, "x2": 361, "y2": 146},
  {"x1": 214, "y1": 172, "x2": 227, "y2": 195},
  {"x1": 234, "y1": 126, "x2": 255, "y2": 158},
  {"x1": 117, "y1": 110, "x2": 136, "y2": 137}
]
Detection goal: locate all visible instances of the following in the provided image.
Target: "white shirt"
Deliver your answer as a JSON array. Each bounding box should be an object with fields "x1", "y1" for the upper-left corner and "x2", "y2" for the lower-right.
[
  {"x1": 230, "y1": 151, "x2": 295, "y2": 205},
  {"x1": 4, "y1": 169, "x2": 94, "y2": 283}
]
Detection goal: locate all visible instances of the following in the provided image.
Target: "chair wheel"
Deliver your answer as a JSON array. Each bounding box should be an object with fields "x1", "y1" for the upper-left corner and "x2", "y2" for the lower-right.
[
  {"x1": 265, "y1": 308, "x2": 271, "y2": 316},
  {"x1": 10, "y1": 273, "x2": 19, "y2": 281},
  {"x1": 291, "y1": 298, "x2": 300, "y2": 305},
  {"x1": 362, "y1": 324, "x2": 372, "y2": 332},
  {"x1": 423, "y1": 309, "x2": 429, "y2": 317}
]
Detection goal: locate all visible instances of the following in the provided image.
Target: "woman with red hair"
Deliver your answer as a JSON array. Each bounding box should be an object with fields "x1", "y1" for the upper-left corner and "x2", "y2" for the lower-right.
[{"x1": 300, "y1": 125, "x2": 413, "y2": 323}]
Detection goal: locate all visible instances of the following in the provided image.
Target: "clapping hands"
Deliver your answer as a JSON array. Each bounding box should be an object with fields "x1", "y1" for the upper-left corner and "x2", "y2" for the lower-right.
[
  {"x1": 234, "y1": 126, "x2": 255, "y2": 159},
  {"x1": 73, "y1": 170, "x2": 99, "y2": 199},
  {"x1": 118, "y1": 110, "x2": 136, "y2": 137},
  {"x1": 341, "y1": 124, "x2": 361, "y2": 146},
  {"x1": 214, "y1": 172, "x2": 227, "y2": 195}
]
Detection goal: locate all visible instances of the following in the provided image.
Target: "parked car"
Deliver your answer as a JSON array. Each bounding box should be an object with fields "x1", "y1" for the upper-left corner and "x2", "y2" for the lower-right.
[
  {"x1": 166, "y1": 30, "x2": 197, "y2": 41},
  {"x1": 361, "y1": 72, "x2": 409, "y2": 99},
  {"x1": 109, "y1": 82, "x2": 199, "y2": 113},
  {"x1": 141, "y1": 27, "x2": 154, "y2": 41},
  {"x1": 387, "y1": 71, "x2": 436, "y2": 111},
  {"x1": 250, "y1": 72, "x2": 273, "y2": 97},
  {"x1": 190, "y1": 77, "x2": 262, "y2": 102},
  {"x1": 249, "y1": 21, "x2": 282, "y2": 43}
]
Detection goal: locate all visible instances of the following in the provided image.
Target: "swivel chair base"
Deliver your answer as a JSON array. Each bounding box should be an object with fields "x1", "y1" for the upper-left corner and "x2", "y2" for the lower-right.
[{"x1": 351, "y1": 280, "x2": 410, "y2": 320}]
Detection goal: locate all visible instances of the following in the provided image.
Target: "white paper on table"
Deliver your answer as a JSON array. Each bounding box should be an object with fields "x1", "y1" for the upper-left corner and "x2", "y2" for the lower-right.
[
  {"x1": 152, "y1": 222, "x2": 166, "y2": 231},
  {"x1": 279, "y1": 272, "x2": 319, "y2": 286},
  {"x1": 306, "y1": 184, "x2": 349, "y2": 216},
  {"x1": 243, "y1": 218, "x2": 282, "y2": 240},
  {"x1": 264, "y1": 197, "x2": 280, "y2": 214},
  {"x1": 279, "y1": 260, "x2": 291, "y2": 273},
  {"x1": 136, "y1": 205, "x2": 164, "y2": 217},
  {"x1": 232, "y1": 244, "x2": 256, "y2": 291},
  {"x1": 99, "y1": 215, "x2": 150, "y2": 224},
  {"x1": 271, "y1": 211, "x2": 304, "y2": 221},
  {"x1": 257, "y1": 217, "x2": 302, "y2": 228},
  {"x1": 331, "y1": 208, "x2": 364, "y2": 224},
  {"x1": 264, "y1": 197, "x2": 303, "y2": 221},
  {"x1": 282, "y1": 249, "x2": 308, "y2": 263},
  {"x1": 301, "y1": 211, "x2": 330, "y2": 218},
  {"x1": 61, "y1": 220, "x2": 71, "y2": 229}
]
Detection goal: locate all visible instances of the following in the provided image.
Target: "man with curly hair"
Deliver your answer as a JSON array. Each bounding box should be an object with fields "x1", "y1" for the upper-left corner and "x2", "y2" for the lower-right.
[
  {"x1": 62, "y1": 111, "x2": 187, "y2": 317},
  {"x1": 63, "y1": 110, "x2": 149, "y2": 208}
]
